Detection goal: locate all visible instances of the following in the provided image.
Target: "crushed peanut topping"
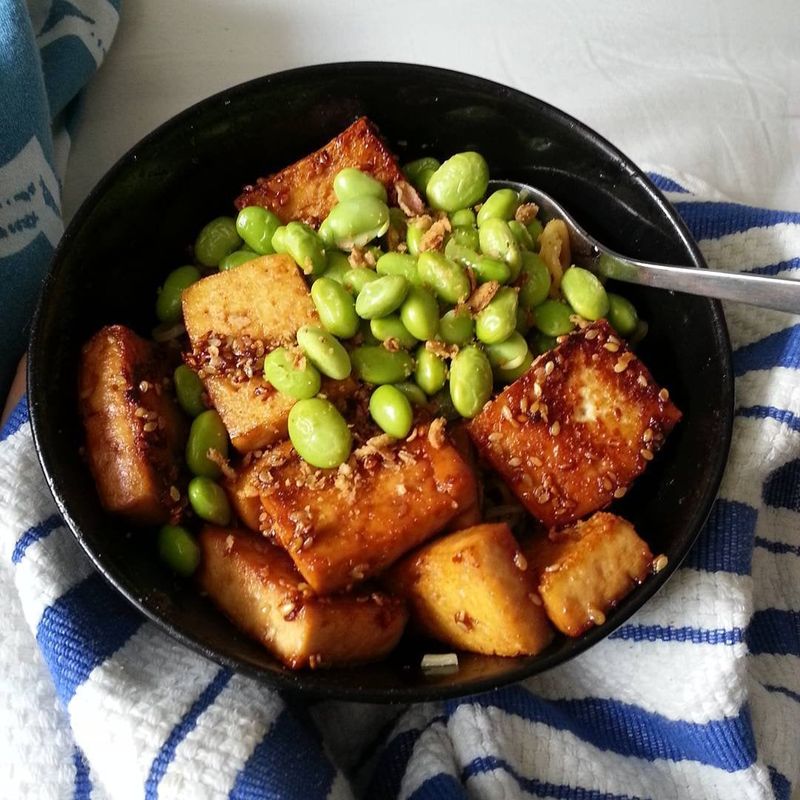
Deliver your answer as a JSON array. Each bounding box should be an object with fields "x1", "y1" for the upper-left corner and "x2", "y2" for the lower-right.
[
  {"x1": 419, "y1": 215, "x2": 452, "y2": 252},
  {"x1": 465, "y1": 280, "x2": 500, "y2": 314},
  {"x1": 514, "y1": 202, "x2": 539, "y2": 225}
]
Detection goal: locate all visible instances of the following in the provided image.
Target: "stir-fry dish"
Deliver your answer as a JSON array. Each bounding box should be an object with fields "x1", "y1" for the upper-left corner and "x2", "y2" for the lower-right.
[{"x1": 79, "y1": 118, "x2": 681, "y2": 670}]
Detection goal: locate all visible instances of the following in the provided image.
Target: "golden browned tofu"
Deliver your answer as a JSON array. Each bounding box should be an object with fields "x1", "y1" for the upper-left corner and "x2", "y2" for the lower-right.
[
  {"x1": 198, "y1": 527, "x2": 408, "y2": 669},
  {"x1": 385, "y1": 523, "x2": 554, "y2": 657},
  {"x1": 256, "y1": 424, "x2": 478, "y2": 594},
  {"x1": 224, "y1": 455, "x2": 263, "y2": 532},
  {"x1": 234, "y1": 117, "x2": 408, "y2": 226},
  {"x1": 468, "y1": 320, "x2": 681, "y2": 528},
  {"x1": 523, "y1": 512, "x2": 654, "y2": 637},
  {"x1": 182, "y1": 255, "x2": 355, "y2": 452},
  {"x1": 79, "y1": 325, "x2": 187, "y2": 524}
]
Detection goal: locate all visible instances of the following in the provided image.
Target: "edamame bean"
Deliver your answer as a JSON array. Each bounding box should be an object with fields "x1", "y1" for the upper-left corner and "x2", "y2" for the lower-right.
[
  {"x1": 264, "y1": 347, "x2": 322, "y2": 399},
  {"x1": 508, "y1": 220, "x2": 534, "y2": 250},
  {"x1": 449, "y1": 225, "x2": 481, "y2": 252},
  {"x1": 475, "y1": 287, "x2": 519, "y2": 345},
  {"x1": 311, "y1": 277, "x2": 359, "y2": 338},
  {"x1": 477, "y1": 188, "x2": 520, "y2": 225},
  {"x1": 186, "y1": 409, "x2": 229, "y2": 478},
  {"x1": 495, "y1": 350, "x2": 534, "y2": 384},
  {"x1": 530, "y1": 331, "x2": 557, "y2": 355},
  {"x1": 218, "y1": 250, "x2": 255, "y2": 271},
  {"x1": 403, "y1": 157, "x2": 441, "y2": 194},
  {"x1": 188, "y1": 476, "x2": 231, "y2": 525},
  {"x1": 444, "y1": 240, "x2": 482, "y2": 271},
  {"x1": 534, "y1": 299, "x2": 575, "y2": 337},
  {"x1": 355, "y1": 275, "x2": 409, "y2": 319},
  {"x1": 561, "y1": 266, "x2": 609, "y2": 321},
  {"x1": 439, "y1": 308, "x2": 474, "y2": 345},
  {"x1": 284, "y1": 221, "x2": 326, "y2": 276},
  {"x1": 394, "y1": 381, "x2": 428, "y2": 407},
  {"x1": 174, "y1": 365, "x2": 205, "y2": 417},
  {"x1": 288, "y1": 398, "x2": 352, "y2": 468},
  {"x1": 415, "y1": 347, "x2": 447, "y2": 395},
  {"x1": 195, "y1": 217, "x2": 241, "y2": 266},
  {"x1": 479, "y1": 218, "x2": 522, "y2": 278},
  {"x1": 343, "y1": 268, "x2": 379, "y2": 294},
  {"x1": 369, "y1": 385, "x2": 413, "y2": 438},
  {"x1": 370, "y1": 315, "x2": 418, "y2": 349},
  {"x1": 527, "y1": 217, "x2": 543, "y2": 245},
  {"x1": 449, "y1": 346, "x2": 493, "y2": 418},
  {"x1": 317, "y1": 216, "x2": 336, "y2": 248},
  {"x1": 271, "y1": 225, "x2": 288, "y2": 254},
  {"x1": 351, "y1": 346, "x2": 414, "y2": 384},
  {"x1": 333, "y1": 168, "x2": 388, "y2": 202},
  {"x1": 406, "y1": 222, "x2": 425, "y2": 256},
  {"x1": 516, "y1": 305, "x2": 534, "y2": 335},
  {"x1": 400, "y1": 287, "x2": 439, "y2": 340},
  {"x1": 473, "y1": 256, "x2": 512, "y2": 285},
  {"x1": 417, "y1": 251, "x2": 471, "y2": 304},
  {"x1": 296, "y1": 326, "x2": 352, "y2": 380},
  {"x1": 235, "y1": 206, "x2": 281, "y2": 254},
  {"x1": 486, "y1": 331, "x2": 529, "y2": 372},
  {"x1": 158, "y1": 525, "x2": 201, "y2": 577},
  {"x1": 450, "y1": 208, "x2": 476, "y2": 227},
  {"x1": 518, "y1": 252, "x2": 551, "y2": 310},
  {"x1": 326, "y1": 196, "x2": 390, "y2": 249},
  {"x1": 156, "y1": 265, "x2": 200, "y2": 322},
  {"x1": 426, "y1": 152, "x2": 489, "y2": 212},
  {"x1": 322, "y1": 250, "x2": 351, "y2": 284},
  {"x1": 376, "y1": 252, "x2": 419, "y2": 284},
  {"x1": 606, "y1": 293, "x2": 639, "y2": 337}
]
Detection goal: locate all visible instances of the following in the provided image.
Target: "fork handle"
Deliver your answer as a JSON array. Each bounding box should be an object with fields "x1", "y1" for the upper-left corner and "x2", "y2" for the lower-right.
[{"x1": 596, "y1": 253, "x2": 800, "y2": 315}]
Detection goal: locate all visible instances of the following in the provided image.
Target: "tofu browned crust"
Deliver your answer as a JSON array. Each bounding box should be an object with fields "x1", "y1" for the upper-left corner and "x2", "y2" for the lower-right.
[
  {"x1": 197, "y1": 526, "x2": 408, "y2": 669},
  {"x1": 79, "y1": 324, "x2": 187, "y2": 525},
  {"x1": 468, "y1": 320, "x2": 681, "y2": 528},
  {"x1": 254, "y1": 424, "x2": 478, "y2": 594},
  {"x1": 182, "y1": 255, "x2": 356, "y2": 452},
  {"x1": 385, "y1": 523, "x2": 554, "y2": 657},
  {"x1": 234, "y1": 117, "x2": 411, "y2": 226},
  {"x1": 522, "y1": 512, "x2": 654, "y2": 637}
]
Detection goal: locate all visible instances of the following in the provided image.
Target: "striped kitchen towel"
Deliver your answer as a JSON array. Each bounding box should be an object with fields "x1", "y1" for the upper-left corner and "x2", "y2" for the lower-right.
[{"x1": 0, "y1": 170, "x2": 798, "y2": 800}]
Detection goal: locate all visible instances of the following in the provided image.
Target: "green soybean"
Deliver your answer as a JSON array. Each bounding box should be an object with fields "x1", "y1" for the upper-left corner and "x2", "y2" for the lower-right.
[
  {"x1": 333, "y1": 168, "x2": 388, "y2": 202},
  {"x1": 534, "y1": 299, "x2": 575, "y2": 337},
  {"x1": 218, "y1": 250, "x2": 255, "y2": 271},
  {"x1": 322, "y1": 250, "x2": 351, "y2": 284},
  {"x1": 311, "y1": 277, "x2": 359, "y2": 338},
  {"x1": 284, "y1": 221, "x2": 326, "y2": 276},
  {"x1": 403, "y1": 157, "x2": 441, "y2": 194},
  {"x1": 351, "y1": 346, "x2": 414, "y2": 385},
  {"x1": 188, "y1": 476, "x2": 231, "y2": 525},
  {"x1": 426, "y1": 152, "x2": 489, "y2": 213},
  {"x1": 186, "y1": 409, "x2": 229, "y2": 478},
  {"x1": 530, "y1": 331, "x2": 557, "y2": 355},
  {"x1": 444, "y1": 240, "x2": 482, "y2": 271},
  {"x1": 473, "y1": 256, "x2": 512, "y2": 285},
  {"x1": 606, "y1": 293, "x2": 639, "y2": 337},
  {"x1": 561, "y1": 266, "x2": 609, "y2": 321},
  {"x1": 296, "y1": 326, "x2": 351, "y2": 380},
  {"x1": 450, "y1": 208, "x2": 476, "y2": 227},
  {"x1": 417, "y1": 251, "x2": 471, "y2": 305},
  {"x1": 369, "y1": 385, "x2": 413, "y2": 439},
  {"x1": 156, "y1": 265, "x2": 200, "y2": 323},
  {"x1": 264, "y1": 347, "x2": 322, "y2": 399},
  {"x1": 415, "y1": 347, "x2": 448, "y2": 395},
  {"x1": 475, "y1": 287, "x2": 519, "y2": 345},
  {"x1": 527, "y1": 217, "x2": 543, "y2": 245},
  {"x1": 288, "y1": 398, "x2": 352, "y2": 468},
  {"x1": 406, "y1": 222, "x2": 425, "y2": 256},
  {"x1": 355, "y1": 275, "x2": 409, "y2": 319},
  {"x1": 400, "y1": 287, "x2": 439, "y2": 340},
  {"x1": 486, "y1": 331, "x2": 529, "y2": 372},
  {"x1": 358, "y1": 318, "x2": 380, "y2": 345},
  {"x1": 449, "y1": 225, "x2": 481, "y2": 252},
  {"x1": 394, "y1": 381, "x2": 428, "y2": 407},
  {"x1": 235, "y1": 206, "x2": 281, "y2": 254},
  {"x1": 516, "y1": 305, "x2": 534, "y2": 335},
  {"x1": 449, "y1": 346, "x2": 493, "y2": 418},
  {"x1": 370, "y1": 315, "x2": 418, "y2": 349},
  {"x1": 271, "y1": 225, "x2": 288, "y2": 254},
  {"x1": 495, "y1": 350, "x2": 534, "y2": 384},
  {"x1": 317, "y1": 217, "x2": 336, "y2": 248},
  {"x1": 343, "y1": 268, "x2": 379, "y2": 294},
  {"x1": 477, "y1": 188, "x2": 520, "y2": 225},
  {"x1": 174, "y1": 365, "x2": 205, "y2": 417},
  {"x1": 439, "y1": 308, "x2": 474, "y2": 345},
  {"x1": 376, "y1": 252, "x2": 419, "y2": 284},
  {"x1": 479, "y1": 218, "x2": 522, "y2": 278},
  {"x1": 518, "y1": 252, "x2": 552, "y2": 310},
  {"x1": 326, "y1": 196, "x2": 390, "y2": 249},
  {"x1": 508, "y1": 220, "x2": 534, "y2": 250},
  {"x1": 158, "y1": 525, "x2": 201, "y2": 577},
  {"x1": 195, "y1": 217, "x2": 241, "y2": 266}
]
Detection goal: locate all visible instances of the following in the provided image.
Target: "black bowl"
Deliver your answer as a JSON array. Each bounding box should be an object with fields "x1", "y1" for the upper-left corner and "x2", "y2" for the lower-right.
[{"x1": 28, "y1": 63, "x2": 733, "y2": 702}]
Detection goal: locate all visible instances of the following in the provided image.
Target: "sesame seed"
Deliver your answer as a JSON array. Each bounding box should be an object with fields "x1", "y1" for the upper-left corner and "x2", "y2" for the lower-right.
[
  {"x1": 659, "y1": 388, "x2": 670, "y2": 401},
  {"x1": 549, "y1": 421, "x2": 561, "y2": 436},
  {"x1": 139, "y1": 380, "x2": 150, "y2": 392},
  {"x1": 532, "y1": 456, "x2": 543, "y2": 467},
  {"x1": 603, "y1": 342, "x2": 620, "y2": 352},
  {"x1": 643, "y1": 428, "x2": 654, "y2": 443},
  {"x1": 509, "y1": 457, "x2": 522, "y2": 467},
  {"x1": 584, "y1": 328, "x2": 599, "y2": 340},
  {"x1": 637, "y1": 374, "x2": 648, "y2": 387},
  {"x1": 134, "y1": 406, "x2": 147, "y2": 418},
  {"x1": 529, "y1": 592, "x2": 543, "y2": 606},
  {"x1": 501, "y1": 405, "x2": 513, "y2": 421},
  {"x1": 641, "y1": 448, "x2": 654, "y2": 461},
  {"x1": 613, "y1": 487, "x2": 627, "y2": 498},
  {"x1": 513, "y1": 551, "x2": 528, "y2": 571},
  {"x1": 602, "y1": 478, "x2": 613, "y2": 491},
  {"x1": 544, "y1": 360, "x2": 554, "y2": 376},
  {"x1": 143, "y1": 421, "x2": 157, "y2": 432},
  {"x1": 652, "y1": 554, "x2": 669, "y2": 573},
  {"x1": 587, "y1": 605, "x2": 606, "y2": 625},
  {"x1": 169, "y1": 485, "x2": 180, "y2": 502}
]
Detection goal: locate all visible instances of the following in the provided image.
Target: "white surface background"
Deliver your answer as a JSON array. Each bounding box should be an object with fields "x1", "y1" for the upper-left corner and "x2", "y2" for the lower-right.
[{"x1": 63, "y1": 0, "x2": 800, "y2": 221}]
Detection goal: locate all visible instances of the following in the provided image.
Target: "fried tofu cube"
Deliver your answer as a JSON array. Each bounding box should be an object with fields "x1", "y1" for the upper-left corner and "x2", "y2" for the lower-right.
[
  {"x1": 468, "y1": 320, "x2": 681, "y2": 528},
  {"x1": 224, "y1": 456, "x2": 263, "y2": 532},
  {"x1": 198, "y1": 527, "x2": 408, "y2": 669},
  {"x1": 523, "y1": 512, "x2": 654, "y2": 637},
  {"x1": 256, "y1": 423, "x2": 478, "y2": 594},
  {"x1": 182, "y1": 255, "x2": 355, "y2": 452},
  {"x1": 79, "y1": 325, "x2": 186, "y2": 524},
  {"x1": 385, "y1": 523, "x2": 554, "y2": 657},
  {"x1": 234, "y1": 117, "x2": 409, "y2": 226}
]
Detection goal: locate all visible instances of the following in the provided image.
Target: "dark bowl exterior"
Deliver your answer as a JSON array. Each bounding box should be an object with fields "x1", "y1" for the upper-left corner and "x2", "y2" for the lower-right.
[{"x1": 28, "y1": 62, "x2": 733, "y2": 702}]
